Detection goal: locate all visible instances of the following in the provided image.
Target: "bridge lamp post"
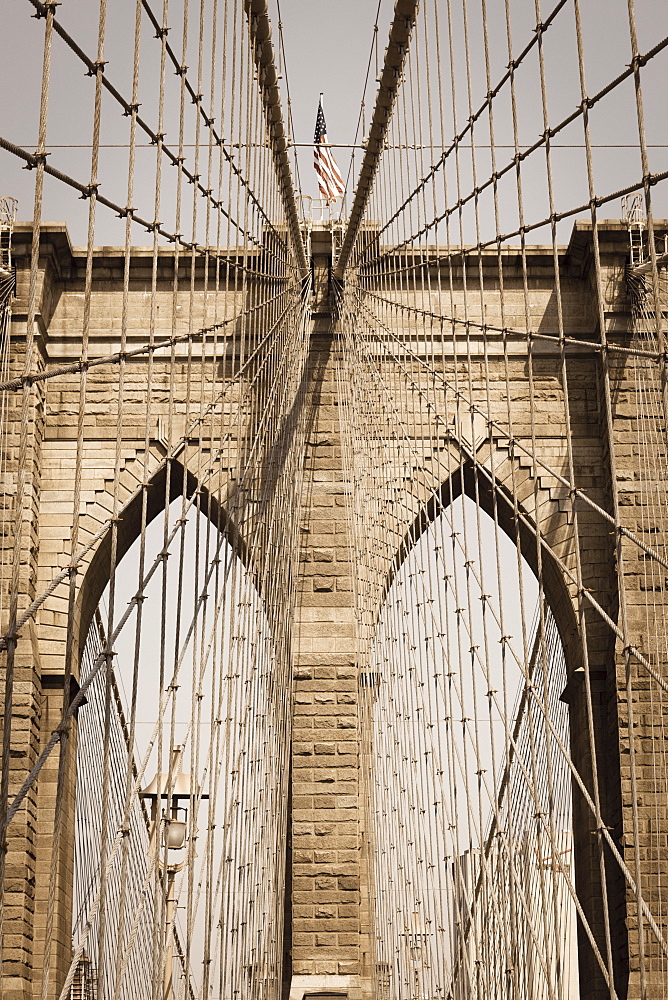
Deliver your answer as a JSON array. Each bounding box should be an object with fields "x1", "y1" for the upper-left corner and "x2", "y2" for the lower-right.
[
  {"x1": 404, "y1": 913, "x2": 430, "y2": 1000},
  {"x1": 140, "y1": 747, "x2": 207, "y2": 1000}
]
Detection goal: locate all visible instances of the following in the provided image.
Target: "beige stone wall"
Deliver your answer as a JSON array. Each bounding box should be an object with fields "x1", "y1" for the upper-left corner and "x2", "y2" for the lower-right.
[
  {"x1": 1, "y1": 323, "x2": 46, "y2": 1000},
  {"x1": 1, "y1": 221, "x2": 666, "y2": 1000},
  {"x1": 289, "y1": 322, "x2": 369, "y2": 999},
  {"x1": 608, "y1": 340, "x2": 668, "y2": 999}
]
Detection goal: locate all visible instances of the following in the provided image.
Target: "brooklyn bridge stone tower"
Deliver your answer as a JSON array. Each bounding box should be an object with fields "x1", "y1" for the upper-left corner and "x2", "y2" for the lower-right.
[{"x1": 1, "y1": 2, "x2": 667, "y2": 1000}]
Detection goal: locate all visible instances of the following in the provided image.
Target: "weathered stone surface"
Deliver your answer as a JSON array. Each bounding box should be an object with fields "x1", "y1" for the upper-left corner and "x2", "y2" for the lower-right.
[{"x1": 3, "y1": 221, "x2": 667, "y2": 1000}]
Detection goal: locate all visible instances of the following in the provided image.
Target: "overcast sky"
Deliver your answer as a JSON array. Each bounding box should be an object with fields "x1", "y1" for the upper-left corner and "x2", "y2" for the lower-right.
[
  {"x1": 2, "y1": 1, "x2": 666, "y2": 246},
  {"x1": 1, "y1": 0, "x2": 394, "y2": 243}
]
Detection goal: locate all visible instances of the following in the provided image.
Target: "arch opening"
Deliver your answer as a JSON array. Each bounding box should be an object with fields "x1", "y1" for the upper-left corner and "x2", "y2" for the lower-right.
[
  {"x1": 72, "y1": 489, "x2": 287, "y2": 1000},
  {"x1": 363, "y1": 491, "x2": 579, "y2": 1000},
  {"x1": 74, "y1": 459, "x2": 248, "y2": 669}
]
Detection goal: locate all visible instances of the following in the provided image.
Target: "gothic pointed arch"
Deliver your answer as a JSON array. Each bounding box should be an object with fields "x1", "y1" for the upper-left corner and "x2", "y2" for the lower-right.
[
  {"x1": 74, "y1": 456, "x2": 247, "y2": 670},
  {"x1": 382, "y1": 455, "x2": 584, "y2": 685}
]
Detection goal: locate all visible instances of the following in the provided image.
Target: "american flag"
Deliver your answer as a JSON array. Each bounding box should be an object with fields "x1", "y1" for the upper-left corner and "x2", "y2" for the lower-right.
[{"x1": 313, "y1": 95, "x2": 345, "y2": 203}]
